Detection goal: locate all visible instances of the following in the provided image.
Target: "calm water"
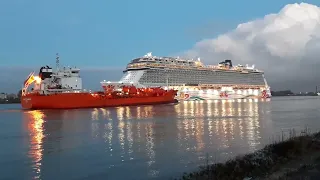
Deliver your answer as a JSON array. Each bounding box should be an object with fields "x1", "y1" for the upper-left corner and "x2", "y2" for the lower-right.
[{"x1": 1, "y1": 97, "x2": 320, "y2": 180}]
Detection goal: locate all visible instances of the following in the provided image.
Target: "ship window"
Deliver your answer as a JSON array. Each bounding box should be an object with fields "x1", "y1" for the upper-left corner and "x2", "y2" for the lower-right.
[{"x1": 132, "y1": 58, "x2": 141, "y2": 63}]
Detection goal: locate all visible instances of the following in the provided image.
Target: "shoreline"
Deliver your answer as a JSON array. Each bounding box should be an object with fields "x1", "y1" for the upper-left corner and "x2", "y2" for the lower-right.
[
  {"x1": 0, "y1": 99, "x2": 20, "y2": 104},
  {"x1": 272, "y1": 95, "x2": 319, "y2": 97},
  {"x1": 0, "y1": 102, "x2": 20, "y2": 104},
  {"x1": 177, "y1": 129, "x2": 320, "y2": 180}
]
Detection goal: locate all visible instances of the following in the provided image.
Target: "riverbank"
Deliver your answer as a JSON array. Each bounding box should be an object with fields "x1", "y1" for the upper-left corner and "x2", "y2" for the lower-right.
[
  {"x1": 0, "y1": 98, "x2": 20, "y2": 104},
  {"x1": 178, "y1": 129, "x2": 320, "y2": 180}
]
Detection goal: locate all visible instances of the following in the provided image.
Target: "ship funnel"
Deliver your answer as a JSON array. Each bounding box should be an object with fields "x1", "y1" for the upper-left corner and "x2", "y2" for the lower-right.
[{"x1": 225, "y1": 60, "x2": 232, "y2": 67}]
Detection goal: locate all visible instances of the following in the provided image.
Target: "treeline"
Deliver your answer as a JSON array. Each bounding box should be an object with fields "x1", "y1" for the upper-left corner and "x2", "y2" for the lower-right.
[
  {"x1": 0, "y1": 97, "x2": 20, "y2": 104},
  {"x1": 271, "y1": 90, "x2": 318, "y2": 96},
  {"x1": 0, "y1": 90, "x2": 22, "y2": 104}
]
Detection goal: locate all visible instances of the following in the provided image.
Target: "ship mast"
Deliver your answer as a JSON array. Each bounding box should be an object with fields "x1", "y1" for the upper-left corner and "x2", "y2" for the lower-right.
[{"x1": 56, "y1": 53, "x2": 60, "y2": 71}]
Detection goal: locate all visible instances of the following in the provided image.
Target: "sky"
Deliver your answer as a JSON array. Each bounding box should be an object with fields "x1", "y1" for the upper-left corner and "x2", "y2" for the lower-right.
[{"x1": 1, "y1": 0, "x2": 320, "y2": 93}]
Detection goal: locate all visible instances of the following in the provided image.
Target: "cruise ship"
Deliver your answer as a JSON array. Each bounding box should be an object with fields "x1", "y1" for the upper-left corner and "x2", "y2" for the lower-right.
[{"x1": 102, "y1": 52, "x2": 271, "y2": 100}]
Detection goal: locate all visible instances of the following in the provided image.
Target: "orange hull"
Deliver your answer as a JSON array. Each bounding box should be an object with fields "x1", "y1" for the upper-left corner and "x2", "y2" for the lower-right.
[{"x1": 21, "y1": 92, "x2": 177, "y2": 110}]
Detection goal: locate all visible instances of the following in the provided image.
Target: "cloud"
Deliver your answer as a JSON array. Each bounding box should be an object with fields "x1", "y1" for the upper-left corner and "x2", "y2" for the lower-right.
[
  {"x1": 0, "y1": 66, "x2": 123, "y2": 93},
  {"x1": 184, "y1": 3, "x2": 320, "y2": 92}
]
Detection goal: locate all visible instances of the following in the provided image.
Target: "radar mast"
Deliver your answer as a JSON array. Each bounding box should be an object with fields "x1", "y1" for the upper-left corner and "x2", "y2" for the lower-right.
[{"x1": 56, "y1": 53, "x2": 60, "y2": 71}]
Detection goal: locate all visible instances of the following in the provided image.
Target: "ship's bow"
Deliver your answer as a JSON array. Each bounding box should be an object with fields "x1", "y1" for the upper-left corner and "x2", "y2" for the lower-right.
[{"x1": 21, "y1": 96, "x2": 33, "y2": 109}]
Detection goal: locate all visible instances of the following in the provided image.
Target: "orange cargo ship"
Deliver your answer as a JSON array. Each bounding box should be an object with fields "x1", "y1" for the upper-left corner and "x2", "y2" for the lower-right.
[{"x1": 21, "y1": 54, "x2": 177, "y2": 110}]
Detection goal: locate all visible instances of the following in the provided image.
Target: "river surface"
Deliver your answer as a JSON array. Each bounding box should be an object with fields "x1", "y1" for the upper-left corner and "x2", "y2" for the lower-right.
[{"x1": 1, "y1": 96, "x2": 320, "y2": 180}]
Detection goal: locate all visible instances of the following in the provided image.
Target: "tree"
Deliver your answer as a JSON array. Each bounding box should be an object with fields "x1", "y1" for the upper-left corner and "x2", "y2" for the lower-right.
[{"x1": 17, "y1": 90, "x2": 22, "y2": 98}]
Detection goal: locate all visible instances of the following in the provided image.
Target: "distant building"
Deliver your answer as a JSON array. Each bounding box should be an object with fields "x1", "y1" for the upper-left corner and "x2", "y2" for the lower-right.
[
  {"x1": 0, "y1": 93, "x2": 7, "y2": 99},
  {"x1": 7, "y1": 93, "x2": 17, "y2": 99}
]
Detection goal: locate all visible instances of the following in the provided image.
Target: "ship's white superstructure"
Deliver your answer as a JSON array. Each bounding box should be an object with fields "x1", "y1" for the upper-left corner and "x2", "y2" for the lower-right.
[
  {"x1": 102, "y1": 52, "x2": 271, "y2": 100},
  {"x1": 22, "y1": 54, "x2": 84, "y2": 96}
]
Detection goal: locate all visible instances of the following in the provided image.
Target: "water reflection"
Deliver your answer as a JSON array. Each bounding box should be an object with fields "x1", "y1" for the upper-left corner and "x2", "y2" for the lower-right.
[
  {"x1": 25, "y1": 110, "x2": 45, "y2": 180},
  {"x1": 83, "y1": 100, "x2": 269, "y2": 178},
  {"x1": 22, "y1": 99, "x2": 271, "y2": 180},
  {"x1": 173, "y1": 99, "x2": 263, "y2": 158},
  {"x1": 23, "y1": 109, "x2": 91, "y2": 179}
]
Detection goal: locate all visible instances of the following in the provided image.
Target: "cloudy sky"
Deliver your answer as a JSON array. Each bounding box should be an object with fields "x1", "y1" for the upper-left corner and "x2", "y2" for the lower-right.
[
  {"x1": 184, "y1": 2, "x2": 320, "y2": 93},
  {"x1": 1, "y1": 1, "x2": 320, "y2": 93}
]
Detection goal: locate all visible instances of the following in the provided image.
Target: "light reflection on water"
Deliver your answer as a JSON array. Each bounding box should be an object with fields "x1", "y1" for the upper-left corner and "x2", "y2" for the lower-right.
[
  {"x1": 24, "y1": 99, "x2": 268, "y2": 179},
  {"x1": 7, "y1": 97, "x2": 320, "y2": 180},
  {"x1": 26, "y1": 110, "x2": 45, "y2": 180},
  {"x1": 26, "y1": 99, "x2": 269, "y2": 180}
]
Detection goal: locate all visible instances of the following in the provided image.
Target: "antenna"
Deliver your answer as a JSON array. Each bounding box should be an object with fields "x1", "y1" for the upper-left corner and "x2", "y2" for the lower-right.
[{"x1": 56, "y1": 53, "x2": 60, "y2": 70}]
